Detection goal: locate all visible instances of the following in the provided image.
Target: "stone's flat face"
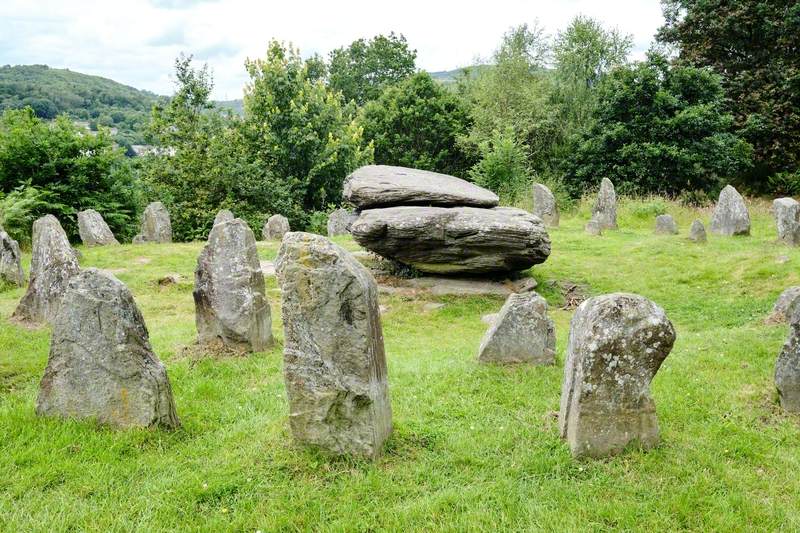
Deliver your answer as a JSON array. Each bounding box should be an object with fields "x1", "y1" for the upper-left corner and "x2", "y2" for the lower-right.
[
  {"x1": 532, "y1": 183, "x2": 559, "y2": 227},
  {"x1": 710, "y1": 185, "x2": 750, "y2": 236},
  {"x1": 591, "y1": 178, "x2": 617, "y2": 230},
  {"x1": 655, "y1": 214, "x2": 678, "y2": 235},
  {"x1": 478, "y1": 292, "x2": 555, "y2": 365},
  {"x1": 559, "y1": 293, "x2": 676, "y2": 459},
  {"x1": 776, "y1": 312, "x2": 800, "y2": 412},
  {"x1": 134, "y1": 202, "x2": 172, "y2": 243},
  {"x1": 77, "y1": 209, "x2": 119, "y2": 246},
  {"x1": 36, "y1": 269, "x2": 180, "y2": 428},
  {"x1": 350, "y1": 206, "x2": 551, "y2": 274},
  {"x1": 194, "y1": 219, "x2": 273, "y2": 352},
  {"x1": 773, "y1": 197, "x2": 800, "y2": 245},
  {"x1": 213, "y1": 209, "x2": 235, "y2": 226},
  {"x1": 688, "y1": 220, "x2": 707, "y2": 242},
  {"x1": 275, "y1": 232, "x2": 392, "y2": 459},
  {"x1": 343, "y1": 165, "x2": 499, "y2": 209},
  {"x1": 262, "y1": 214, "x2": 290, "y2": 241},
  {"x1": 327, "y1": 208, "x2": 358, "y2": 237},
  {"x1": 0, "y1": 230, "x2": 25, "y2": 287},
  {"x1": 12, "y1": 215, "x2": 79, "y2": 324},
  {"x1": 771, "y1": 287, "x2": 800, "y2": 323}
]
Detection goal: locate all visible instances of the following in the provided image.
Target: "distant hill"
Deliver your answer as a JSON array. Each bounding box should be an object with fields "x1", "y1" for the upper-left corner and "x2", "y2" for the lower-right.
[
  {"x1": 215, "y1": 99, "x2": 244, "y2": 115},
  {"x1": 428, "y1": 65, "x2": 492, "y2": 84}
]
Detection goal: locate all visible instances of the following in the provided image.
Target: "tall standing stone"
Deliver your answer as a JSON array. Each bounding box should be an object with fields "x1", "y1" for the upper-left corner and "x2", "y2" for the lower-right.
[
  {"x1": 213, "y1": 209, "x2": 235, "y2": 226},
  {"x1": 77, "y1": 209, "x2": 119, "y2": 246},
  {"x1": 710, "y1": 185, "x2": 750, "y2": 236},
  {"x1": 327, "y1": 208, "x2": 357, "y2": 237},
  {"x1": 275, "y1": 232, "x2": 392, "y2": 459},
  {"x1": 194, "y1": 218, "x2": 272, "y2": 352},
  {"x1": 262, "y1": 214, "x2": 290, "y2": 241},
  {"x1": 133, "y1": 202, "x2": 172, "y2": 244},
  {"x1": 0, "y1": 229, "x2": 25, "y2": 287},
  {"x1": 559, "y1": 293, "x2": 676, "y2": 458},
  {"x1": 36, "y1": 269, "x2": 180, "y2": 428},
  {"x1": 654, "y1": 214, "x2": 678, "y2": 235},
  {"x1": 776, "y1": 306, "x2": 800, "y2": 412},
  {"x1": 12, "y1": 215, "x2": 79, "y2": 324},
  {"x1": 688, "y1": 220, "x2": 707, "y2": 243},
  {"x1": 773, "y1": 198, "x2": 800, "y2": 245},
  {"x1": 591, "y1": 178, "x2": 617, "y2": 230},
  {"x1": 477, "y1": 292, "x2": 555, "y2": 365},
  {"x1": 532, "y1": 183, "x2": 559, "y2": 227}
]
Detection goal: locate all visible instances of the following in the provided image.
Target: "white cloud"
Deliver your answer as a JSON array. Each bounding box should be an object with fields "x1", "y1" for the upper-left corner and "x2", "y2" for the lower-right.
[{"x1": 0, "y1": 0, "x2": 664, "y2": 100}]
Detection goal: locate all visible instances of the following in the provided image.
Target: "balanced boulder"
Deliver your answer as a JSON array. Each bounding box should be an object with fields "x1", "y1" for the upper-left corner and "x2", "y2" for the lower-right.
[
  {"x1": 532, "y1": 183, "x2": 559, "y2": 227},
  {"x1": 0, "y1": 230, "x2": 25, "y2": 287},
  {"x1": 655, "y1": 214, "x2": 678, "y2": 235},
  {"x1": 689, "y1": 220, "x2": 707, "y2": 243},
  {"x1": 275, "y1": 232, "x2": 392, "y2": 459},
  {"x1": 327, "y1": 208, "x2": 357, "y2": 237},
  {"x1": 591, "y1": 178, "x2": 617, "y2": 230},
  {"x1": 776, "y1": 309, "x2": 800, "y2": 412},
  {"x1": 559, "y1": 293, "x2": 676, "y2": 458},
  {"x1": 773, "y1": 198, "x2": 800, "y2": 245},
  {"x1": 262, "y1": 214, "x2": 290, "y2": 241},
  {"x1": 77, "y1": 209, "x2": 119, "y2": 246},
  {"x1": 478, "y1": 292, "x2": 555, "y2": 365},
  {"x1": 710, "y1": 185, "x2": 750, "y2": 236},
  {"x1": 36, "y1": 269, "x2": 180, "y2": 428},
  {"x1": 194, "y1": 218, "x2": 272, "y2": 352},
  {"x1": 213, "y1": 209, "x2": 235, "y2": 226},
  {"x1": 12, "y1": 215, "x2": 79, "y2": 324},
  {"x1": 133, "y1": 202, "x2": 172, "y2": 243}
]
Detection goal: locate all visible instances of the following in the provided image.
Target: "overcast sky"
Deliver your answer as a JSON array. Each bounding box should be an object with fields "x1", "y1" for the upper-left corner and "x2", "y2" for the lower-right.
[{"x1": 0, "y1": 0, "x2": 665, "y2": 100}]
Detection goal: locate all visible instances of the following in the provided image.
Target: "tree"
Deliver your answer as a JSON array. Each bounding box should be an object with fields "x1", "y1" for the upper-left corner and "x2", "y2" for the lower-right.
[
  {"x1": 328, "y1": 33, "x2": 417, "y2": 105},
  {"x1": 359, "y1": 71, "x2": 475, "y2": 177},
  {"x1": 658, "y1": 0, "x2": 800, "y2": 187},
  {"x1": 562, "y1": 53, "x2": 753, "y2": 197},
  {"x1": 468, "y1": 129, "x2": 529, "y2": 201}
]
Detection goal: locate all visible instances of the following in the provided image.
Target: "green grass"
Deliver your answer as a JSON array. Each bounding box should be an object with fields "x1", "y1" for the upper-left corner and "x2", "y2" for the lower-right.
[{"x1": 2, "y1": 198, "x2": 800, "y2": 531}]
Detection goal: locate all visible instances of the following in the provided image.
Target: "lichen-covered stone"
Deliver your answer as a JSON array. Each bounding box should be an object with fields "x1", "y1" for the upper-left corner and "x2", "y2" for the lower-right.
[
  {"x1": 0, "y1": 229, "x2": 25, "y2": 287},
  {"x1": 77, "y1": 209, "x2": 119, "y2": 246},
  {"x1": 275, "y1": 232, "x2": 392, "y2": 459},
  {"x1": 776, "y1": 310, "x2": 800, "y2": 412},
  {"x1": 655, "y1": 214, "x2": 678, "y2": 235},
  {"x1": 591, "y1": 178, "x2": 617, "y2": 230},
  {"x1": 688, "y1": 220, "x2": 707, "y2": 243},
  {"x1": 133, "y1": 202, "x2": 172, "y2": 243},
  {"x1": 710, "y1": 185, "x2": 750, "y2": 236},
  {"x1": 36, "y1": 269, "x2": 180, "y2": 428},
  {"x1": 194, "y1": 218, "x2": 272, "y2": 352},
  {"x1": 262, "y1": 214, "x2": 290, "y2": 241},
  {"x1": 12, "y1": 215, "x2": 79, "y2": 324},
  {"x1": 532, "y1": 183, "x2": 559, "y2": 227},
  {"x1": 559, "y1": 293, "x2": 676, "y2": 458},
  {"x1": 213, "y1": 209, "x2": 235, "y2": 226},
  {"x1": 478, "y1": 292, "x2": 555, "y2": 364},
  {"x1": 327, "y1": 208, "x2": 358, "y2": 237},
  {"x1": 773, "y1": 197, "x2": 800, "y2": 245},
  {"x1": 770, "y1": 287, "x2": 800, "y2": 323}
]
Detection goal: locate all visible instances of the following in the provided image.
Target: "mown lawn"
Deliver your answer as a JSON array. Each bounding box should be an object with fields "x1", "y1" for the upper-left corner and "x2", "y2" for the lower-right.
[{"x1": 2, "y1": 197, "x2": 799, "y2": 532}]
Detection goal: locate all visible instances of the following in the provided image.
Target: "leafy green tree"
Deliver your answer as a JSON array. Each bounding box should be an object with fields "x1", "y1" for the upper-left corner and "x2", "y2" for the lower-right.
[
  {"x1": 468, "y1": 129, "x2": 529, "y2": 201},
  {"x1": 562, "y1": 53, "x2": 753, "y2": 196},
  {"x1": 328, "y1": 33, "x2": 417, "y2": 105},
  {"x1": 359, "y1": 71, "x2": 475, "y2": 177}
]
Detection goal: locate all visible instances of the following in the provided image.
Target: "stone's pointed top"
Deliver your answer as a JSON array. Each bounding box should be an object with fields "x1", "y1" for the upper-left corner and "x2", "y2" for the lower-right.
[
  {"x1": 134, "y1": 202, "x2": 172, "y2": 244},
  {"x1": 689, "y1": 219, "x2": 707, "y2": 242},
  {"x1": 710, "y1": 185, "x2": 750, "y2": 236},
  {"x1": 213, "y1": 209, "x2": 235, "y2": 226},
  {"x1": 478, "y1": 292, "x2": 555, "y2": 365},
  {"x1": 532, "y1": 183, "x2": 559, "y2": 227},
  {"x1": 343, "y1": 165, "x2": 499, "y2": 209},
  {"x1": 77, "y1": 209, "x2": 119, "y2": 246},
  {"x1": 591, "y1": 178, "x2": 617, "y2": 230}
]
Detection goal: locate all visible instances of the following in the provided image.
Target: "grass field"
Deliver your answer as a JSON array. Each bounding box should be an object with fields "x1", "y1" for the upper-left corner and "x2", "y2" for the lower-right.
[{"x1": 2, "y1": 197, "x2": 800, "y2": 531}]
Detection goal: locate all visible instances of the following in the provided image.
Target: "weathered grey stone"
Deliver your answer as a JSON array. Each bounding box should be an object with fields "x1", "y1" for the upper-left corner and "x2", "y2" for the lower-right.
[
  {"x1": 77, "y1": 209, "x2": 119, "y2": 246},
  {"x1": 710, "y1": 185, "x2": 750, "y2": 236},
  {"x1": 481, "y1": 313, "x2": 499, "y2": 325},
  {"x1": 654, "y1": 214, "x2": 678, "y2": 235},
  {"x1": 275, "y1": 232, "x2": 392, "y2": 458},
  {"x1": 350, "y1": 206, "x2": 550, "y2": 274},
  {"x1": 0, "y1": 230, "x2": 25, "y2": 287},
  {"x1": 36, "y1": 269, "x2": 180, "y2": 428},
  {"x1": 532, "y1": 183, "x2": 559, "y2": 227},
  {"x1": 478, "y1": 292, "x2": 555, "y2": 365},
  {"x1": 559, "y1": 293, "x2": 676, "y2": 458},
  {"x1": 688, "y1": 220, "x2": 707, "y2": 243},
  {"x1": 770, "y1": 287, "x2": 800, "y2": 323},
  {"x1": 133, "y1": 202, "x2": 172, "y2": 244},
  {"x1": 327, "y1": 208, "x2": 358, "y2": 237},
  {"x1": 773, "y1": 197, "x2": 800, "y2": 245},
  {"x1": 343, "y1": 165, "x2": 499, "y2": 209},
  {"x1": 213, "y1": 209, "x2": 235, "y2": 226},
  {"x1": 12, "y1": 215, "x2": 79, "y2": 324},
  {"x1": 591, "y1": 178, "x2": 617, "y2": 230},
  {"x1": 585, "y1": 219, "x2": 603, "y2": 236},
  {"x1": 194, "y1": 218, "x2": 272, "y2": 352},
  {"x1": 262, "y1": 214, "x2": 290, "y2": 241},
  {"x1": 776, "y1": 309, "x2": 800, "y2": 412}
]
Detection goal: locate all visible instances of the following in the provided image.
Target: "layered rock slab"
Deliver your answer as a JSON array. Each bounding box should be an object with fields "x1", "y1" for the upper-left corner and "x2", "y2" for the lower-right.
[{"x1": 77, "y1": 209, "x2": 119, "y2": 246}]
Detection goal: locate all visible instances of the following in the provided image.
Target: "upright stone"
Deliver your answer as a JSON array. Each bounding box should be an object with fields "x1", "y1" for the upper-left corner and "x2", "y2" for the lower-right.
[
  {"x1": 559, "y1": 293, "x2": 676, "y2": 458},
  {"x1": 532, "y1": 183, "x2": 559, "y2": 227},
  {"x1": 773, "y1": 198, "x2": 800, "y2": 245},
  {"x1": 133, "y1": 202, "x2": 172, "y2": 244},
  {"x1": 688, "y1": 220, "x2": 707, "y2": 243},
  {"x1": 585, "y1": 219, "x2": 603, "y2": 236},
  {"x1": 477, "y1": 292, "x2": 555, "y2": 365},
  {"x1": 194, "y1": 218, "x2": 272, "y2": 352},
  {"x1": 275, "y1": 232, "x2": 392, "y2": 458},
  {"x1": 770, "y1": 287, "x2": 800, "y2": 323},
  {"x1": 710, "y1": 185, "x2": 750, "y2": 236},
  {"x1": 213, "y1": 209, "x2": 235, "y2": 226},
  {"x1": 12, "y1": 215, "x2": 79, "y2": 324},
  {"x1": 591, "y1": 178, "x2": 617, "y2": 230},
  {"x1": 327, "y1": 208, "x2": 357, "y2": 237},
  {"x1": 262, "y1": 214, "x2": 290, "y2": 241},
  {"x1": 77, "y1": 209, "x2": 119, "y2": 246},
  {"x1": 0, "y1": 230, "x2": 25, "y2": 287},
  {"x1": 36, "y1": 269, "x2": 180, "y2": 428},
  {"x1": 654, "y1": 214, "x2": 678, "y2": 235},
  {"x1": 776, "y1": 308, "x2": 800, "y2": 412}
]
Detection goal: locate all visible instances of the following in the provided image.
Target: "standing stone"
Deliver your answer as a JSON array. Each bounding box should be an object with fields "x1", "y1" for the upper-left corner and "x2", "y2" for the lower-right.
[
  {"x1": 36, "y1": 269, "x2": 180, "y2": 428},
  {"x1": 770, "y1": 287, "x2": 800, "y2": 323},
  {"x1": 654, "y1": 214, "x2": 678, "y2": 235},
  {"x1": 275, "y1": 232, "x2": 392, "y2": 459},
  {"x1": 773, "y1": 198, "x2": 800, "y2": 245},
  {"x1": 12, "y1": 215, "x2": 79, "y2": 324},
  {"x1": 213, "y1": 209, "x2": 235, "y2": 226},
  {"x1": 688, "y1": 220, "x2": 707, "y2": 243},
  {"x1": 262, "y1": 214, "x2": 290, "y2": 241},
  {"x1": 133, "y1": 202, "x2": 172, "y2": 244},
  {"x1": 710, "y1": 185, "x2": 750, "y2": 236},
  {"x1": 776, "y1": 305, "x2": 800, "y2": 412},
  {"x1": 532, "y1": 183, "x2": 559, "y2": 227},
  {"x1": 327, "y1": 208, "x2": 358, "y2": 237},
  {"x1": 559, "y1": 293, "x2": 676, "y2": 458},
  {"x1": 477, "y1": 292, "x2": 555, "y2": 365},
  {"x1": 591, "y1": 178, "x2": 617, "y2": 230},
  {"x1": 0, "y1": 230, "x2": 25, "y2": 287},
  {"x1": 77, "y1": 209, "x2": 119, "y2": 246},
  {"x1": 585, "y1": 219, "x2": 603, "y2": 236},
  {"x1": 194, "y1": 218, "x2": 272, "y2": 352}
]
